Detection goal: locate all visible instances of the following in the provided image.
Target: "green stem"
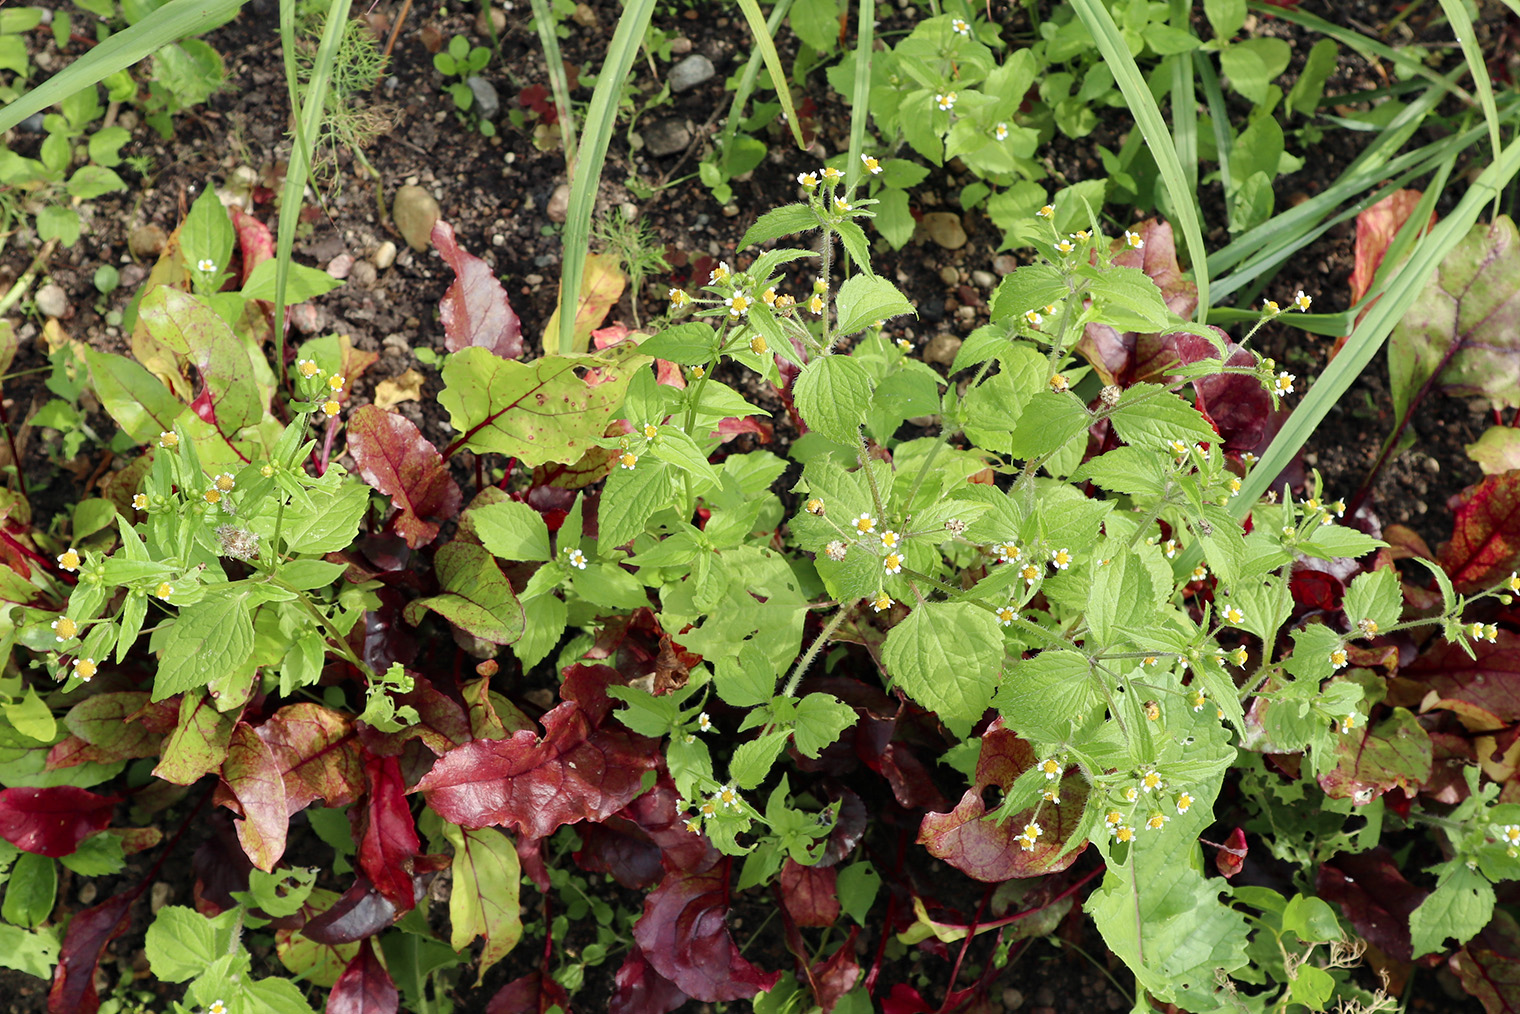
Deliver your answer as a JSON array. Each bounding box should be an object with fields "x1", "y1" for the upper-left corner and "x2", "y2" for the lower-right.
[
  {"x1": 781, "y1": 603, "x2": 854, "y2": 698},
  {"x1": 273, "y1": 577, "x2": 374, "y2": 681}
]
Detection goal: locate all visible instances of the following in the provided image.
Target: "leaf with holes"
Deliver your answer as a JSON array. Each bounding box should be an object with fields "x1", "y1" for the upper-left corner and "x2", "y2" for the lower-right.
[
  {"x1": 348, "y1": 405, "x2": 462, "y2": 548},
  {"x1": 1317, "y1": 707, "x2": 1432, "y2": 803},
  {"x1": 919, "y1": 719, "x2": 1088, "y2": 881},
  {"x1": 433, "y1": 219, "x2": 523, "y2": 359}
]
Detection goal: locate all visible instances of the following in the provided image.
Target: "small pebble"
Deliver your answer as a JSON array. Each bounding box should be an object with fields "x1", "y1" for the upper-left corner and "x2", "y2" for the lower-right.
[
  {"x1": 372, "y1": 241, "x2": 397, "y2": 270},
  {"x1": 327, "y1": 254, "x2": 354, "y2": 280},
  {"x1": 289, "y1": 302, "x2": 322, "y2": 333},
  {"x1": 129, "y1": 224, "x2": 167, "y2": 259},
  {"x1": 524, "y1": 274, "x2": 544, "y2": 286},
  {"x1": 971, "y1": 269, "x2": 996, "y2": 289},
  {"x1": 572, "y1": 2, "x2": 598, "y2": 26},
  {"x1": 1002, "y1": 988, "x2": 1024, "y2": 1010},
  {"x1": 921, "y1": 211, "x2": 968, "y2": 250},
  {"x1": 993, "y1": 254, "x2": 1018, "y2": 275},
  {"x1": 35, "y1": 283, "x2": 67, "y2": 319},
  {"x1": 939, "y1": 266, "x2": 959, "y2": 286},
  {"x1": 350, "y1": 261, "x2": 378, "y2": 288},
  {"x1": 391, "y1": 185, "x2": 440, "y2": 251},
  {"x1": 547, "y1": 183, "x2": 571, "y2": 223},
  {"x1": 923, "y1": 333, "x2": 961, "y2": 367}
]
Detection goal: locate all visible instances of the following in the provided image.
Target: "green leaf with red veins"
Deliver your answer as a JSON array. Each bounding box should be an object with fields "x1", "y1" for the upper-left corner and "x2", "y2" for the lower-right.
[
  {"x1": 441, "y1": 822, "x2": 523, "y2": 972},
  {"x1": 1317, "y1": 707, "x2": 1432, "y2": 804},
  {"x1": 84, "y1": 350, "x2": 183, "y2": 445},
  {"x1": 1391, "y1": 217, "x2": 1520, "y2": 424},
  {"x1": 1451, "y1": 909, "x2": 1520, "y2": 1012},
  {"x1": 347, "y1": 405, "x2": 462, "y2": 549},
  {"x1": 255, "y1": 703, "x2": 363, "y2": 812},
  {"x1": 153, "y1": 691, "x2": 237, "y2": 785},
  {"x1": 402, "y1": 542, "x2": 524, "y2": 645},
  {"x1": 222, "y1": 722, "x2": 288, "y2": 871},
  {"x1": 58, "y1": 692, "x2": 166, "y2": 764},
  {"x1": 919, "y1": 719, "x2": 1089, "y2": 881},
  {"x1": 439, "y1": 347, "x2": 638, "y2": 466},
  {"x1": 136, "y1": 286, "x2": 261, "y2": 434}
]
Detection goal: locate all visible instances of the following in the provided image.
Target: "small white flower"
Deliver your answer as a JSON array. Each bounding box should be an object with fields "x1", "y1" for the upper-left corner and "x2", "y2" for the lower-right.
[
  {"x1": 994, "y1": 122, "x2": 1009, "y2": 141},
  {"x1": 1293, "y1": 290, "x2": 1312, "y2": 312},
  {"x1": 697, "y1": 712, "x2": 712, "y2": 733},
  {"x1": 797, "y1": 171, "x2": 819, "y2": 188},
  {"x1": 1274, "y1": 372, "x2": 1296, "y2": 396},
  {"x1": 995, "y1": 605, "x2": 1016, "y2": 627},
  {"x1": 951, "y1": 17, "x2": 970, "y2": 35},
  {"x1": 1050, "y1": 547, "x2": 1072, "y2": 570},
  {"x1": 1124, "y1": 230, "x2": 1143, "y2": 250},
  {"x1": 883, "y1": 552, "x2": 903, "y2": 575},
  {"x1": 197, "y1": 259, "x2": 217, "y2": 274},
  {"x1": 852, "y1": 513, "x2": 876, "y2": 534},
  {"x1": 566, "y1": 548, "x2": 587, "y2": 570},
  {"x1": 935, "y1": 92, "x2": 957, "y2": 111},
  {"x1": 860, "y1": 153, "x2": 882, "y2": 175}
]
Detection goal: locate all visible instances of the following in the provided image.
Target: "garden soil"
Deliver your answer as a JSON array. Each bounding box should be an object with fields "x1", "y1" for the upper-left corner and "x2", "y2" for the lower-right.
[{"x1": 0, "y1": 0, "x2": 1509, "y2": 1010}]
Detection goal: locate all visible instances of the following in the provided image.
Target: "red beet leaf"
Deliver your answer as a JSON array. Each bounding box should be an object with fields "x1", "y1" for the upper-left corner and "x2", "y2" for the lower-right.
[
  {"x1": 779, "y1": 859, "x2": 839, "y2": 928},
  {"x1": 1173, "y1": 328, "x2": 1277, "y2": 453},
  {"x1": 809, "y1": 928, "x2": 862, "y2": 1014},
  {"x1": 1076, "y1": 219, "x2": 1200, "y2": 386},
  {"x1": 348, "y1": 406, "x2": 462, "y2": 548},
  {"x1": 1316, "y1": 848, "x2": 1428, "y2": 961},
  {"x1": 632, "y1": 863, "x2": 781, "y2": 1002},
  {"x1": 254, "y1": 702, "x2": 364, "y2": 812},
  {"x1": 329, "y1": 939, "x2": 399, "y2": 1014},
  {"x1": 1439, "y1": 472, "x2": 1520, "y2": 594},
  {"x1": 487, "y1": 970, "x2": 574, "y2": 1014},
  {"x1": 357, "y1": 753, "x2": 421, "y2": 912},
  {"x1": 1451, "y1": 908, "x2": 1520, "y2": 1013},
  {"x1": 221, "y1": 723, "x2": 289, "y2": 871},
  {"x1": 918, "y1": 718, "x2": 1088, "y2": 881},
  {"x1": 1405, "y1": 629, "x2": 1520, "y2": 724},
  {"x1": 433, "y1": 219, "x2": 523, "y2": 360},
  {"x1": 302, "y1": 874, "x2": 416, "y2": 945},
  {"x1": 47, "y1": 890, "x2": 135, "y2": 1014},
  {"x1": 415, "y1": 666, "x2": 659, "y2": 837},
  {"x1": 610, "y1": 945, "x2": 690, "y2": 1014},
  {"x1": 0, "y1": 786, "x2": 116, "y2": 857},
  {"x1": 230, "y1": 206, "x2": 274, "y2": 288}
]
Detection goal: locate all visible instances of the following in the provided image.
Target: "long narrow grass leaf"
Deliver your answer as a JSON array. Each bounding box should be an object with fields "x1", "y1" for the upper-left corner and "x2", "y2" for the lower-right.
[
  {"x1": 1168, "y1": 1, "x2": 1197, "y2": 195},
  {"x1": 273, "y1": 0, "x2": 352, "y2": 381},
  {"x1": 846, "y1": 0, "x2": 876, "y2": 188},
  {"x1": 1070, "y1": 0, "x2": 1208, "y2": 321},
  {"x1": 1231, "y1": 134, "x2": 1520, "y2": 516},
  {"x1": 719, "y1": 0, "x2": 793, "y2": 161},
  {"x1": 557, "y1": 0, "x2": 657, "y2": 354},
  {"x1": 530, "y1": 0, "x2": 579, "y2": 179},
  {"x1": 1435, "y1": 0, "x2": 1503, "y2": 219},
  {"x1": 735, "y1": 0, "x2": 806, "y2": 150},
  {"x1": 1248, "y1": 1, "x2": 1472, "y2": 104},
  {"x1": 0, "y1": 0, "x2": 244, "y2": 133}
]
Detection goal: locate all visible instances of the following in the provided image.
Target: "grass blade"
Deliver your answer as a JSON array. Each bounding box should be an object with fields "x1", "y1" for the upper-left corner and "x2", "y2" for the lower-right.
[
  {"x1": 1231, "y1": 133, "x2": 1520, "y2": 517},
  {"x1": 1168, "y1": 1, "x2": 1197, "y2": 196},
  {"x1": 846, "y1": 0, "x2": 876, "y2": 189},
  {"x1": 273, "y1": 0, "x2": 352, "y2": 381},
  {"x1": 529, "y1": 0, "x2": 580, "y2": 180},
  {"x1": 556, "y1": 0, "x2": 657, "y2": 354},
  {"x1": 734, "y1": 0, "x2": 807, "y2": 151},
  {"x1": 1434, "y1": 0, "x2": 1503, "y2": 220},
  {"x1": 0, "y1": 0, "x2": 244, "y2": 133},
  {"x1": 718, "y1": 0, "x2": 794, "y2": 168},
  {"x1": 1069, "y1": 0, "x2": 1209, "y2": 323}
]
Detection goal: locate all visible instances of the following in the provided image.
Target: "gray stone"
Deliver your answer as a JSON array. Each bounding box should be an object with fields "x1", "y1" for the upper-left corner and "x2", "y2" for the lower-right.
[
  {"x1": 668, "y1": 54, "x2": 715, "y2": 93},
  {"x1": 391, "y1": 187, "x2": 440, "y2": 252},
  {"x1": 644, "y1": 118, "x2": 692, "y2": 157},
  {"x1": 17, "y1": 113, "x2": 44, "y2": 133},
  {"x1": 938, "y1": 266, "x2": 959, "y2": 286},
  {"x1": 547, "y1": 183, "x2": 571, "y2": 223},
  {"x1": 327, "y1": 253, "x2": 354, "y2": 279},
  {"x1": 466, "y1": 76, "x2": 500, "y2": 120},
  {"x1": 35, "y1": 282, "x2": 67, "y2": 319},
  {"x1": 971, "y1": 269, "x2": 996, "y2": 289},
  {"x1": 350, "y1": 260, "x2": 378, "y2": 288}
]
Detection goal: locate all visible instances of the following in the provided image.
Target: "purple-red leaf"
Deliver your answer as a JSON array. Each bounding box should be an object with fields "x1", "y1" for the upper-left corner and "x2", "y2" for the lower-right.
[
  {"x1": 47, "y1": 890, "x2": 134, "y2": 1014},
  {"x1": 221, "y1": 722, "x2": 289, "y2": 871},
  {"x1": 810, "y1": 928, "x2": 862, "y2": 1014},
  {"x1": 433, "y1": 219, "x2": 522, "y2": 360},
  {"x1": 1405, "y1": 630, "x2": 1520, "y2": 724},
  {"x1": 632, "y1": 863, "x2": 781, "y2": 1002},
  {"x1": 1452, "y1": 909, "x2": 1520, "y2": 1014},
  {"x1": 1439, "y1": 472, "x2": 1520, "y2": 594},
  {"x1": 917, "y1": 718, "x2": 1087, "y2": 881},
  {"x1": 779, "y1": 860, "x2": 839, "y2": 928},
  {"x1": 0, "y1": 786, "x2": 115, "y2": 857},
  {"x1": 357, "y1": 753, "x2": 421, "y2": 912},
  {"x1": 487, "y1": 970, "x2": 574, "y2": 1014},
  {"x1": 1076, "y1": 219, "x2": 1199, "y2": 386},
  {"x1": 1317, "y1": 848, "x2": 1428, "y2": 961},
  {"x1": 348, "y1": 405, "x2": 462, "y2": 548},
  {"x1": 415, "y1": 667, "x2": 659, "y2": 837},
  {"x1": 1173, "y1": 329, "x2": 1277, "y2": 453},
  {"x1": 302, "y1": 874, "x2": 417, "y2": 945},
  {"x1": 610, "y1": 945, "x2": 689, "y2": 1014},
  {"x1": 329, "y1": 939, "x2": 399, "y2": 1014},
  {"x1": 1216, "y1": 827, "x2": 1248, "y2": 879}
]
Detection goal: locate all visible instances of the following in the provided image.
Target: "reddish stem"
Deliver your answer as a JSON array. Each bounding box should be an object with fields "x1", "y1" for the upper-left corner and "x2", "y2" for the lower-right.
[{"x1": 938, "y1": 887, "x2": 992, "y2": 1013}]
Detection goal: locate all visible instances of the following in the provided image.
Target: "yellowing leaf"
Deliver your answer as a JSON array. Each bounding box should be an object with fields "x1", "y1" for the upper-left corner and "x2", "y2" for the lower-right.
[
  {"x1": 373, "y1": 368, "x2": 425, "y2": 410},
  {"x1": 543, "y1": 252, "x2": 625, "y2": 353}
]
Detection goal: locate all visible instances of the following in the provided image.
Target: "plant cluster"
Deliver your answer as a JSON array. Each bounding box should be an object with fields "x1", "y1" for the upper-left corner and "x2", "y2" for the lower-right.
[{"x1": 3, "y1": 1, "x2": 1520, "y2": 1014}]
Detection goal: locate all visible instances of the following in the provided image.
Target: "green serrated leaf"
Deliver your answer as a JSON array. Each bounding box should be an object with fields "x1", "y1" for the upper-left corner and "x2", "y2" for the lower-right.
[{"x1": 881, "y1": 602, "x2": 1003, "y2": 738}]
